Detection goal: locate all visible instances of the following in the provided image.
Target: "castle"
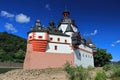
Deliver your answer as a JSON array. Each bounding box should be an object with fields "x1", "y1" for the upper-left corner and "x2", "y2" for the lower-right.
[{"x1": 24, "y1": 10, "x2": 96, "y2": 69}]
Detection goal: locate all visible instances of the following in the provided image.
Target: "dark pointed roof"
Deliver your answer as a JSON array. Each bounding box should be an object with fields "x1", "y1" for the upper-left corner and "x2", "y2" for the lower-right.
[
  {"x1": 65, "y1": 24, "x2": 74, "y2": 32},
  {"x1": 58, "y1": 10, "x2": 78, "y2": 28},
  {"x1": 86, "y1": 37, "x2": 93, "y2": 44}
]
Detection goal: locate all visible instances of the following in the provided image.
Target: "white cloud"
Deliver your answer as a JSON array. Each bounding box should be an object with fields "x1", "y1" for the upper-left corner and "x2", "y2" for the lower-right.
[
  {"x1": 84, "y1": 29, "x2": 98, "y2": 36},
  {"x1": 0, "y1": 11, "x2": 14, "y2": 18},
  {"x1": 91, "y1": 29, "x2": 98, "y2": 36},
  {"x1": 111, "y1": 44, "x2": 115, "y2": 47},
  {"x1": 45, "y1": 4, "x2": 51, "y2": 10},
  {"x1": 111, "y1": 40, "x2": 120, "y2": 47},
  {"x1": 5, "y1": 23, "x2": 17, "y2": 33},
  {"x1": 15, "y1": 13, "x2": 30, "y2": 23},
  {"x1": 116, "y1": 40, "x2": 120, "y2": 43}
]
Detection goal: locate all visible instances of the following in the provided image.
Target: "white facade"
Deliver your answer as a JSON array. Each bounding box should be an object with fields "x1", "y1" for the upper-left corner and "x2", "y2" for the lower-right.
[
  {"x1": 46, "y1": 34, "x2": 73, "y2": 54},
  {"x1": 28, "y1": 32, "x2": 95, "y2": 67},
  {"x1": 74, "y1": 47, "x2": 94, "y2": 67}
]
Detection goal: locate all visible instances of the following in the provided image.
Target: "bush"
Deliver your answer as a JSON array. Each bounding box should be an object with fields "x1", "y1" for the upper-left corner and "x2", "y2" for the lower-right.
[
  {"x1": 111, "y1": 67, "x2": 120, "y2": 80},
  {"x1": 103, "y1": 64, "x2": 112, "y2": 71},
  {"x1": 64, "y1": 63, "x2": 89, "y2": 80},
  {"x1": 87, "y1": 66, "x2": 95, "y2": 71},
  {"x1": 95, "y1": 72, "x2": 107, "y2": 80}
]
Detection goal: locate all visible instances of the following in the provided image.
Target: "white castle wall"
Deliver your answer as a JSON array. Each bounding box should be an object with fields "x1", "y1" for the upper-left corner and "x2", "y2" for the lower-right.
[
  {"x1": 48, "y1": 34, "x2": 71, "y2": 43},
  {"x1": 46, "y1": 43, "x2": 73, "y2": 54},
  {"x1": 74, "y1": 44, "x2": 94, "y2": 67},
  {"x1": 28, "y1": 32, "x2": 94, "y2": 67},
  {"x1": 35, "y1": 32, "x2": 46, "y2": 40},
  {"x1": 28, "y1": 32, "x2": 47, "y2": 40},
  {"x1": 46, "y1": 34, "x2": 73, "y2": 54}
]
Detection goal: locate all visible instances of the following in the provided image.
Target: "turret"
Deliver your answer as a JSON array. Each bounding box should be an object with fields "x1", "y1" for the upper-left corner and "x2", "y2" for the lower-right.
[
  {"x1": 58, "y1": 10, "x2": 78, "y2": 33},
  {"x1": 36, "y1": 19, "x2": 41, "y2": 27},
  {"x1": 86, "y1": 37, "x2": 97, "y2": 52},
  {"x1": 72, "y1": 32, "x2": 81, "y2": 45}
]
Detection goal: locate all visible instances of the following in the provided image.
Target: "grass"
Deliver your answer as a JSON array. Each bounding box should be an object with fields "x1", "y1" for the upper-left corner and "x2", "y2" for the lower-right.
[
  {"x1": 64, "y1": 63, "x2": 89, "y2": 80},
  {"x1": 95, "y1": 72, "x2": 107, "y2": 80}
]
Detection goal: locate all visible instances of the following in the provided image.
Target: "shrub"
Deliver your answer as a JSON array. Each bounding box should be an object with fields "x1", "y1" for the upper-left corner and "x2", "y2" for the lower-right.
[
  {"x1": 95, "y1": 72, "x2": 107, "y2": 80},
  {"x1": 64, "y1": 63, "x2": 89, "y2": 80},
  {"x1": 87, "y1": 66, "x2": 95, "y2": 71},
  {"x1": 111, "y1": 67, "x2": 120, "y2": 80},
  {"x1": 103, "y1": 64, "x2": 112, "y2": 71}
]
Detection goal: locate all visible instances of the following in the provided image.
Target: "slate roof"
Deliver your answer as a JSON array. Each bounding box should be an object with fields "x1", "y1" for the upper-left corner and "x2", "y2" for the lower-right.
[{"x1": 65, "y1": 24, "x2": 74, "y2": 32}]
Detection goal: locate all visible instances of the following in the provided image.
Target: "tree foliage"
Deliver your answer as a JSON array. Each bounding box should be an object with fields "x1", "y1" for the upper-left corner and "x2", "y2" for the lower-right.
[
  {"x1": 94, "y1": 48, "x2": 112, "y2": 67},
  {"x1": 0, "y1": 32, "x2": 27, "y2": 63}
]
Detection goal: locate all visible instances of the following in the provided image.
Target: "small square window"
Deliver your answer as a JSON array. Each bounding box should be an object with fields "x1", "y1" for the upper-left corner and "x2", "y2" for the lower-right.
[
  {"x1": 29, "y1": 36, "x2": 32, "y2": 39},
  {"x1": 38, "y1": 36, "x2": 43, "y2": 38},
  {"x1": 65, "y1": 40, "x2": 67, "y2": 43},
  {"x1": 83, "y1": 54, "x2": 84, "y2": 57},
  {"x1": 50, "y1": 37, "x2": 53, "y2": 40},
  {"x1": 57, "y1": 38, "x2": 60, "y2": 41},
  {"x1": 55, "y1": 45, "x2": 57, "y2": 50}
]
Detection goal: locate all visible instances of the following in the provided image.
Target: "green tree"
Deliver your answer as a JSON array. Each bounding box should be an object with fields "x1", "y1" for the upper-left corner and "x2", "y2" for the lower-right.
[
  {"x1": 94, "y1": 48, "x2": 112, "y2": 67},
  {"x1": 14, "y1": 49, "x2": 25, "y2": 63},
  {"x1": 0, "y1": 32, "x2": 27, "y2": 63},
  {"x1": 0, "y1": 48, "x2": 6, "y2": 62}
]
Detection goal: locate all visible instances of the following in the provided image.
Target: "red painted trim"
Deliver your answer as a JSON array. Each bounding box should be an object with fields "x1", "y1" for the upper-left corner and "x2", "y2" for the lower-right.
[
  {"x1": 45, "y1": 32, "x2": 48, "y2": 40},
  {"x1": 79, "y1": 48, "x2": 93, "y2": 54},
  {"x1": 32, "y1": 32, "x2": 36, "y2": 40}
]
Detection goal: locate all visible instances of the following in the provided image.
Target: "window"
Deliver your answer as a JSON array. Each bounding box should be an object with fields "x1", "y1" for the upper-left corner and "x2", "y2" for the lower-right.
[
  {"x1": 65, "y1": 40, "x2": 67, "y2": 43},
  {"x1": 83, "y1": 54, "x2": 84, "y2": 57},
  {"x1": 29, "y1": 36, "x2": 32, "y2": 39},
  {"x1": 54, "y1": 45, "x2": 57, "y2": 50},
  {"x1": 79, "y1": 53, "x2": 81, "y2": 56},
  {"x1": 57, "y1": 38, "x2": 60, "y2": 41},
  {"x1": 50, "y1": 37, "x2": 53, "y2": 41},
  {"x1": 38, "y1": 36, "x2": 43, "y2": 38}
]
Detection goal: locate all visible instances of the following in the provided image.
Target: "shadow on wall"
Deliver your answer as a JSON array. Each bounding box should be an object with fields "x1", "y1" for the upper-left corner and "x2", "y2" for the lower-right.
[{"x1": 74, "y1": 49, "x2": 81, "y2": 60}]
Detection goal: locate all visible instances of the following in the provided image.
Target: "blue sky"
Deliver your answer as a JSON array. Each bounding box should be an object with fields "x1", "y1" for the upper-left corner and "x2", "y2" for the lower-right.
[{"x1": 0, "y1": 0, "x2": 120, "y2": 61}]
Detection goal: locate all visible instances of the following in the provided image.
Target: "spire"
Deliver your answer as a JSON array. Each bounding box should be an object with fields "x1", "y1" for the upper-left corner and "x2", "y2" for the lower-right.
[
  {"x1": 65, "y1": 24, "x2": 74, "y2": 32},
  {"x1": 36, "y1": 19, "x2": 41, "y2": 27},
  {"x1": 49, "y1": 21, "x2": 55, "y2": 27},
  {"x1": 86, "y1": 37, "x2": 93, "y2": 44},
  {"x1": 63, "y1": 10, "x2": 70, "y2": 17}
]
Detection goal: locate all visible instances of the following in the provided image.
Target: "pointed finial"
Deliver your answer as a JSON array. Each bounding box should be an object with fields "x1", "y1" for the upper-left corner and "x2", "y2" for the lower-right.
[{"x1": 36, "y1": 19, "x2": 40, "y2": 27}]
